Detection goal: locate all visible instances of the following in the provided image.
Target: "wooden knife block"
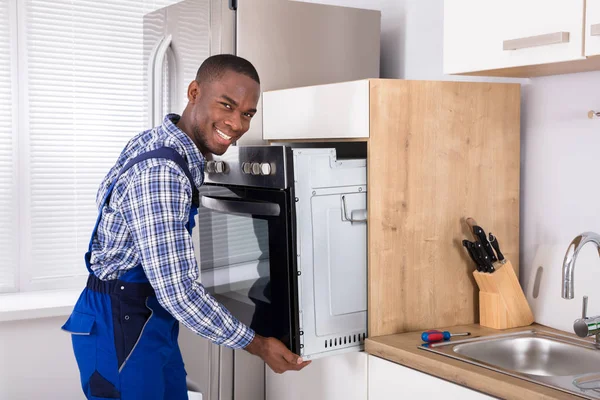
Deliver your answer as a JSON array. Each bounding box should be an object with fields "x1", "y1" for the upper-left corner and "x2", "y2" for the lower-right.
[{"x1": 473, "y1": 260, "x2": 534, "y2": 329}]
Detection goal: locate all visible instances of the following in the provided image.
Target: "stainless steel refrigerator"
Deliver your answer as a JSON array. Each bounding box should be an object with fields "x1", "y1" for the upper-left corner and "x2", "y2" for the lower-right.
[
  {"x1": 143, "y1": 1, "x2": 380, "y2": 399},
  {"x1": 144, "y1": 0, "x2": 380, "y2": 146}
]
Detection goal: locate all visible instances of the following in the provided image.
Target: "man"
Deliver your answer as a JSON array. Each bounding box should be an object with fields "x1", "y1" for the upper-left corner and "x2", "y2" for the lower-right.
[{"x1": 62, "y1": 54, "x2": 310, "y2": 400}]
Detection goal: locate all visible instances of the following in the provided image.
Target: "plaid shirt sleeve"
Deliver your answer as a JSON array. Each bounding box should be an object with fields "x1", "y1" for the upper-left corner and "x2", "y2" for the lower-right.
[{"x1": 120, "y1": 162, "x2": 255, "y2": 349}]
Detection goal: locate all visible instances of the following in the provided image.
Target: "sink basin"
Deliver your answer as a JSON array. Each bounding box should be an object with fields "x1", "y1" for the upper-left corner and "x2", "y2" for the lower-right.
[
  {"x1": 420, "y1": 330, "x2": 600, "y2": 399},
  {"x1": 454, "y1": 335, "x2": 600, "y2": 377}
]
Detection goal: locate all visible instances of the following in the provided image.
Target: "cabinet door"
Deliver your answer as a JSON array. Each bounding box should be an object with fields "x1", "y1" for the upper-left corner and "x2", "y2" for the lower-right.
[
  {"x1": 262, "y1": 80, "x2": 370, "y2": 141},
  {"x1": 444, "y1": 0, "x2": 585, "y2": 74},
  {"x1": 586, "y1": 0, "x2": 600, "y2": 56},
  {"x1": 368, "y1": 355, "x2": 494, "y2": 399},
  {"x1": 266, "y1": 352, "x2": 367, "y2": 400}
]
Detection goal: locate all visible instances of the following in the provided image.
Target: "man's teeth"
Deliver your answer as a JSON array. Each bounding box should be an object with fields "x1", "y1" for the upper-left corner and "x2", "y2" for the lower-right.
[{"x1": 216, "y1": 129, "x2": 231, "y2": 140}]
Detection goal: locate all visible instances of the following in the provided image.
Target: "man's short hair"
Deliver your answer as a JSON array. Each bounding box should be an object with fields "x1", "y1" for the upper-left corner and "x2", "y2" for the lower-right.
[{"x1": 195, "y1": 54, "x2": 260, "y2": 85}]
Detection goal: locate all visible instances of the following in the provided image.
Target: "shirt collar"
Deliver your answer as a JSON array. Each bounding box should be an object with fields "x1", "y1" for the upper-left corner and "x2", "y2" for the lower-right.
[{"x1": 161, "y1": 113, "x2": 205, "y2": 188}]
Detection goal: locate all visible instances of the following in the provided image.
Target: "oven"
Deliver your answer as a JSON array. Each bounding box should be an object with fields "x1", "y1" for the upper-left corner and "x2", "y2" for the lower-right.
[
  {"x1": 194, "y1": 146, "x2": 367, "y2": 360},
  {"x1": 194, "y1": 146, "x2": 300, "y2": 353}
]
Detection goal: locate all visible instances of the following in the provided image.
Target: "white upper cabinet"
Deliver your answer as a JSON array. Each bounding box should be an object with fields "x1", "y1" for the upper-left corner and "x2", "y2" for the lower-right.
[
  {"x1": 586, "y1": 0, "x2": 600, "y2": 56},
  {"x1": 444, "y1": 0, "x2": 593, "y2": 77},
  {"x1": 262, "y1": 80, "x2": 370, "y2": 141}
]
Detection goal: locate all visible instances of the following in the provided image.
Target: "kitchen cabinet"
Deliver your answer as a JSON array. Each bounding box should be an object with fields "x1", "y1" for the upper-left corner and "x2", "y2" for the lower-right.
[
  {"x1": 266, "y1": 352, "x2": 367, "y2": 400},
  {"x1": 368, "y1": 355, "x2": 494, "y2": 399},
  {"x1": 262, "y1": 80, "x2": 370, "y2": 141},
  {"x1": 586, "y1": 0, "x2": 600, "y2": 56},
  {"x1": 263, "y1": 79, "x2": 520, "y2": 336},
  {"x1": 444, "y1": 0, "x2": 600, "y2": 77}
]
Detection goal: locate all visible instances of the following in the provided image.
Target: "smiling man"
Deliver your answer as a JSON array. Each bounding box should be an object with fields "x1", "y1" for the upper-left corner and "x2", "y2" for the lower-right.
[
  {"x1": 62, "y1": 54, "x2": 310, "y2": 400},
  {"x1": 177, "y1": 57, "x2": 259, "y2": 155}
]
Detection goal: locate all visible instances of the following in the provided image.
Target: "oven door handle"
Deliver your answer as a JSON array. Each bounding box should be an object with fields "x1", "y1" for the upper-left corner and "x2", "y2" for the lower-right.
[{"x1": 200, "y1": 195, "x2": 281, "y2": 217}]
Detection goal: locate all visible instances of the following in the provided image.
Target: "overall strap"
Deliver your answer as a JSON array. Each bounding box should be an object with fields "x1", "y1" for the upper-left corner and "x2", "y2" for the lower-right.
[
  {"x1": 84, "y1": 147, "x2": 200, "y2": 274},
  {"x1": 116, "y1": 147, "x2": 199, "y2": 206}
]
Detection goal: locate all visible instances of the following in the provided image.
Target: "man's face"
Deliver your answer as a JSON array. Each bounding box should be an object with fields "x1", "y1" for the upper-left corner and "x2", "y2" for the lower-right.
[{"x1": 188, "y1": 70, "x2": 260, "y2": 156}]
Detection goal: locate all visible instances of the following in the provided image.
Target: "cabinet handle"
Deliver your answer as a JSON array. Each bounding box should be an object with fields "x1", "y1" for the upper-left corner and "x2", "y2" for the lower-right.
[
  {"x1": 503, "y1": 32, "x2": 570, "y2": 51},
  {"x1": 592, "y1": 24, "x2": 600, "y2": 37}
]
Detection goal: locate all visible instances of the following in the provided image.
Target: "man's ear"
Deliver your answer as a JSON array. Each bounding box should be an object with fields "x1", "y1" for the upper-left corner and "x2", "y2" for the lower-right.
[{"x1": 188, "y1": 80, "x2": 201, "y2": 102}]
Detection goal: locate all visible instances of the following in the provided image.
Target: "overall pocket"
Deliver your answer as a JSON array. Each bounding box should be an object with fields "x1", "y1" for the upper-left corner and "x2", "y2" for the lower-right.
[
  {"x1": 62, "y1": 310, "x2": 121, "y2": 399},
  {"x1": 62, "y1": 311, "x2": 97, "y2": 381}
]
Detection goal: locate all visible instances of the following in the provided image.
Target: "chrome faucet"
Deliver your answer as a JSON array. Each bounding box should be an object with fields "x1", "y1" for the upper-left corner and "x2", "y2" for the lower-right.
[{"x1": 561, "y1": 232, "x2": 600, "y2": 348}]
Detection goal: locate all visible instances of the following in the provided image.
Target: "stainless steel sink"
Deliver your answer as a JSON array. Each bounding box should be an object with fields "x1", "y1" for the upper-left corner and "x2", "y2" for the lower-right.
[
  {"x1": 455, "y1": 335, "x2": 600, "y2": 377},
  {"x1": 419, "y1": 329, "x2": 600, "y2": 399}
]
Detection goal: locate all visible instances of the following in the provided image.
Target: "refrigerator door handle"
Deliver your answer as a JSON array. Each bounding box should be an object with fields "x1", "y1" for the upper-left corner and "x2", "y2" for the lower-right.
[
  {"x1": 147, "y1": 36, "x2": 164, "y2": 128},
  {"x1": 153, "y1": 34, "x2": 173, "y2": 127}
]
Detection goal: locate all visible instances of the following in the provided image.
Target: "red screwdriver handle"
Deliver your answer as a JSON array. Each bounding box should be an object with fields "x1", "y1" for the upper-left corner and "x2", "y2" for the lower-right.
[
  {"x1": 421, "y1": 330, "x2": 470, "y2": 343},
  {"x1": 421, "y1": 330, "x2": 448, "y2": 343}
]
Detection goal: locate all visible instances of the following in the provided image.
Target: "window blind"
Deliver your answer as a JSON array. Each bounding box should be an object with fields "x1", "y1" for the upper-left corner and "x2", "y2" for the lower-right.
[
  {"x1": 0, "y1": 0, "x2": 16, "y2": 292},
  {"x1": 22, "y1": 0, "x2": 176, "y2": 290}
]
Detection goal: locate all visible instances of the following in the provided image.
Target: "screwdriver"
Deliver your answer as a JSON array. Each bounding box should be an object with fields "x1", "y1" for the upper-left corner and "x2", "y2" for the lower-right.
[{"x1": 421, "y1": 330, "x2": 471, "y2": 343}]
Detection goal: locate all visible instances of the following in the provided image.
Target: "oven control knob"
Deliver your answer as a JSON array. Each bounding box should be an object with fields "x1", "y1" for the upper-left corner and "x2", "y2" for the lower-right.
[
  {"x1": 206, "y1": 161, "x2": 216, "y2": 173},
  {"x1": 251, "y1": 162, "x2": 261, "y2": 175},
  {"x1": 215, "y1": 161, "x2": 226, "y2": 173},
  {"x1": 260, "y1": 163, "x2": 272, "y2": 175},
  {"x1": 242, "y1": 162, "x2": 252, "y2": 174}
]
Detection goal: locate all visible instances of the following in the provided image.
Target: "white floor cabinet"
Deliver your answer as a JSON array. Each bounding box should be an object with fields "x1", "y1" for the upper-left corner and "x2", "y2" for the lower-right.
[
  {"x1": 368, "y1": 355, "x2": 495, "y2": 400},
  {"x1": 266, "y1": 352, "x2": 368, "y2": 400}
]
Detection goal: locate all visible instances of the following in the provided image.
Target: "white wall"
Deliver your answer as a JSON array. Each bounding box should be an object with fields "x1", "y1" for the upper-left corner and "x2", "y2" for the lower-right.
[
  {"x1": 0, "y1": 317, "x2": 81, "y2": 400},
  {"x1": 519, "y1": 71, "x2": 600, "y2": 332}
]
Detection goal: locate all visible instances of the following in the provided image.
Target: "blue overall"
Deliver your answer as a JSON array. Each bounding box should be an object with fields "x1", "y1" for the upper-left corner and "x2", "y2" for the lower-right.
[{"x1": 62, "y1": 147, "x2": 199, "y2": 400}]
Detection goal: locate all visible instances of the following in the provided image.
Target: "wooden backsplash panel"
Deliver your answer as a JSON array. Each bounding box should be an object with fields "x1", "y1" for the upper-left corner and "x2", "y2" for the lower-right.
[{"x1": 367, "y1": 79, "x2": 521, "y2": 337}]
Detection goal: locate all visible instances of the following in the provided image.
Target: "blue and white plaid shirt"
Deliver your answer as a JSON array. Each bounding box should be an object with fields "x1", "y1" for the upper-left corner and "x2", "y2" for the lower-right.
[{"x1": 90, "y1": 114, "x2": 254, "y2": 349}]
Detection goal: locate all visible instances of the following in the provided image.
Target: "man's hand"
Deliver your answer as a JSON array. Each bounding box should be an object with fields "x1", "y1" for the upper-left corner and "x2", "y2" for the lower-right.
[{"x1": 244, "y1": 334, "x2": 311, "y2": 374}]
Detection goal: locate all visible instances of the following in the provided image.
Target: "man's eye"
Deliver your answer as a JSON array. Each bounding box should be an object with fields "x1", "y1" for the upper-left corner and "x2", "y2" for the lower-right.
[
  {"x1": 243, "y1": 113, "x2": 253, "y2": 118},
  {"x1": 221, "y1": 103, "x2": 232, "y2": 109}
]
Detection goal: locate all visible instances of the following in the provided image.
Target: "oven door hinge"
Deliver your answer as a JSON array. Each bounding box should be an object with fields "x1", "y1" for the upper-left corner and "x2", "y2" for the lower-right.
[
  {"x1": 296, "y1": 251, "x2": 302, "y2": 278},
  {"x1": 293, "y1": 153, "x2": 299, "y2": 184},
  {"x1": 298, "y1": 310, "x2": 305, "y2": 356}
]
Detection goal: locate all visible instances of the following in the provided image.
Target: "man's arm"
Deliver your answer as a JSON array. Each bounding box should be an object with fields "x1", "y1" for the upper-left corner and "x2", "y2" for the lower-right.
[
  {"x1": 121, "y1": 162, "x2": 310, "y2": 372},
  {"x1": 121, "y1": 163, "x2": 253, "y2": 348}
]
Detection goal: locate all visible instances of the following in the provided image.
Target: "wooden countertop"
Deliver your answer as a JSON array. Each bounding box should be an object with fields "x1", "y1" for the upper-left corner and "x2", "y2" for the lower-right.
[{"x1": 365, "y1": 323, "x2": 590, "y2": 399}]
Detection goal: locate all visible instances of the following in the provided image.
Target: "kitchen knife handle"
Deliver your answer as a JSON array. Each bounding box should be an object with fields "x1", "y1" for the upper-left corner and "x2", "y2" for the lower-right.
[
  {"x1": 470, "y1": 241, "x2": 487, "y2": 272},
  {"x1": 462, "y1": 240, "x2": 482, "y2": 271},
  {"x1": 489, "y1": 233, "x2": 505, "y2": 261},
  {"x1": 466, "y1": 217, "x2": 478, "y2": 233},
  {"x1": 474, "y1": 241, "x2": 494, "y2": 273},
  {"x1": 474, "y1": 225, "x2": 498, "y2": 263},
  {"x1": 466, "y1": 218, "x2": 498, "y2": 262}
]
